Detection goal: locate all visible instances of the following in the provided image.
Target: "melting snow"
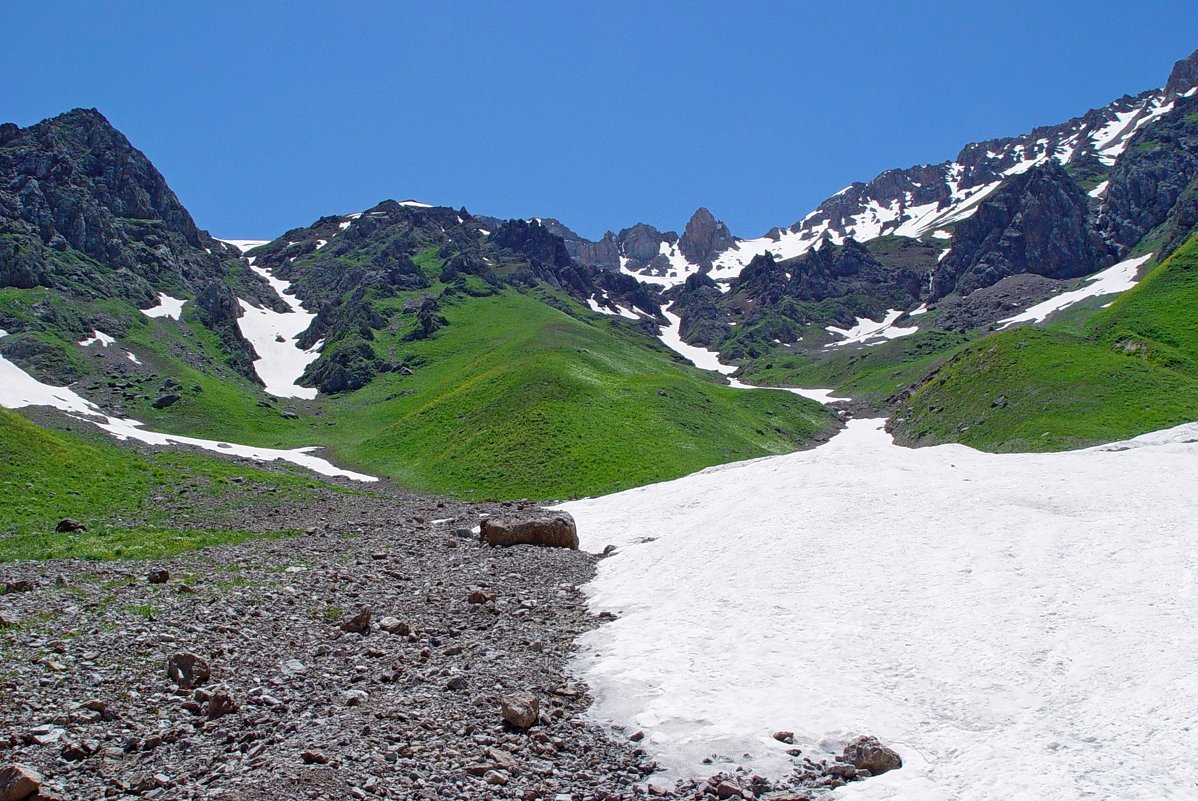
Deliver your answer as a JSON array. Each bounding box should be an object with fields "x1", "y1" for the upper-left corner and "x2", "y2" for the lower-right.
[
  {"x1": 561, "y1": 417, "x2": 1198, "y2": 799},
  {"x1": 0, "y1": 351, "x2": 375, "y2": 481},
  {"x1": 1088, "y1": 180, "x2": 1110, "y2": 199},
  {"x1": 142, "y1": 292, "x2": 186, "y2": 320},
  {"x1": 79, "y1": 330, "x2": 115, "y2": 348},
  {"x1": 825, "y1": 310, "x2": 917, "y2": 347},
  {"x1": 997, "y1": 253, "x2": 1152, "y2": 329}
]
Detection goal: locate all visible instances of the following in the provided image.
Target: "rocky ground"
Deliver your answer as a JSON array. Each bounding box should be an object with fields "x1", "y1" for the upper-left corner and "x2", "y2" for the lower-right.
[{"x1": 0, "y1": 481, "x2": 888, "y2": 801}]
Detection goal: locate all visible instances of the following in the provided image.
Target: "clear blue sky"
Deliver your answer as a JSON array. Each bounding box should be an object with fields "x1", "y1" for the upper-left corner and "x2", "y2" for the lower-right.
[{"x1": 4, "y1": 2, "x2": 1196, "y2": 240}]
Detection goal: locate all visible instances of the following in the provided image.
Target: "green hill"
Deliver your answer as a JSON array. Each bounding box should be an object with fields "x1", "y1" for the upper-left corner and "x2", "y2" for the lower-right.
[{"x1": 889, "y1": 232, "x2": 1198, "y2": 450}]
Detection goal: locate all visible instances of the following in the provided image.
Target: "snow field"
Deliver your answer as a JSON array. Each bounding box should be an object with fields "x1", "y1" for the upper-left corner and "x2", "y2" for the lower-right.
[{"x1": 561, "y1": 418, "x2": 1198, "y2": 800}]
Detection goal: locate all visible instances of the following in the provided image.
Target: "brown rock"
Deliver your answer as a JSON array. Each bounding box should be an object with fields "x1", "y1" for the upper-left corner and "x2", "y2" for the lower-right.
[
  {"x1": 773, "y1": 730, "x2": 795, "y2": 744},
  {"x1": 377, "y1": 616, "x2": 410, "y2": 635},
  {"x1": 300, "y1": 750, "x2": 327, "y2": 765},
  {"x1": 147, "y1": 569, "x2": 169, "y2": 584},
  {"x1": 479, "y1": 512, "x2": 579, "y2": 549},
  {"x1": 207, "y1": 689, "x2": 238, "y2": 719},
  {"x1": 842, "y1": 735, "x2": 902, "y2": 776},
  {"x1": 54, "y1": 519, "x2": 86, "y2": 533},
  {"x1": 715, "y1": 780, "x2": 743, "y2": 799},
  {"x1": 339, "y1": 607, "x2": 372, "y2": 635},
  {"x1": 500, "y1": 691, "x2": 539, "y2": 729},
  {"x1": 0, "y1": 764, "x2": 41, "y2": 801},
  {"x1": 467, "y1": 587, "x2": 496, "y2": 604},
  {"x1": 165, "y1": 652, "x2": 210, "y2": 689}
]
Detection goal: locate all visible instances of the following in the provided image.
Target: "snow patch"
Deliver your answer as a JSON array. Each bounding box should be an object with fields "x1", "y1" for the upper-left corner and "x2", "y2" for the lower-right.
[
  {"x1": 1088, "y1": 180, "x2": 1110, "y2": 199},
  {"x1": 221, "y1": 239, "x2": 270, "y2": 254},
  {"x1": 997, "y1": 253, "x2": 1152, "y2": 329},
  {"x1": 142, "y1": 293, "x2": 186, "y2": 320},
  {"x1": 825, "y1": 310, "x2": 917, "y2": 347},
  {"x1": 79, "y1": 330, "x2": 115, "y2": 348}
]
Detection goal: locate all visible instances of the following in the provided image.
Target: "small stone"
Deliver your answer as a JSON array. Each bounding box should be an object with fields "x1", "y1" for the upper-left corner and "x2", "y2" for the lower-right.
[
  {"x1": 301, "y1": 751, "x2": 328, "y2": 765},
  {"x1": 468, "y1": 588, "x2": 496, "y2": 605},
  {"x1": 0, "y1": 764, "x2": 42, "y2": 801},
  {"x1": 446, "y1": 676, "x2": 468, "y2": 691},
  {"x1": 482, "y1": 770, "x2": 508, "y2": 786},
  {"x1": 773, "y1": 730, "x2": 795, "y2": 744},
  {"x1": 147, "y1": 569, "x2": 169, "y2": 584},
  {"x1": 628, "y1": 730, "x2": 645, "y2": 742},
  {"x1": 342, "y1": 689, "x2": 369, "y2": 707},
  {"x1": 207, "y1": 689, "x2": 238, "y2": 719},
  {"x1": 339, "y1": 607, "x2": 372, "y2": 635},
  {"x1": 165, "y1": 652, "x2": 210, "y2": 689},
  {"x1": 55, "y1": 519, "x2": 87, "y2": 533},
  {"x1": 500, "y1": 691, "x2": 539, "y2": 729},
  {"x1": 377, "y1": 617, "x2": 410, "y2": 635}
]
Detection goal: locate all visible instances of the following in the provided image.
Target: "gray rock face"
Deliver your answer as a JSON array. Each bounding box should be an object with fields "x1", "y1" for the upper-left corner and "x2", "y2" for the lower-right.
[
  {"x1": 678, "y1": 207, "x2": 736, "y2": 268},
  {"x1": 1100, "y1": 94, "x2": 1198, "y2": 258},
  {"x1": 480, "y1": 511, "x2": 579, "y2": 549},
  {"x1": 1165, "y1": 48, "x2": 1198, "y2": 98},
  {"x1": 932, "y1": 161, "x2": 1110, "y2": 299}
]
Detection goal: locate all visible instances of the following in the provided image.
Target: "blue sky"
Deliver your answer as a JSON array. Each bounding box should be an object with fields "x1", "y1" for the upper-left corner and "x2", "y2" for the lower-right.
[{"x1": 4, "y1": 2, "x2": 1197, "y2": 240}]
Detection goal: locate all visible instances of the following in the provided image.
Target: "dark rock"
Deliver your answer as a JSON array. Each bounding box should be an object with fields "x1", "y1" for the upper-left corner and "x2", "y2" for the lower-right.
[
  {"x1": 933, "y1": 161, "x2": 1110, "y2": 299},
  {"x1": 773, "y1": 730, "x2": 795, "y2": 744},
  {"x1": 842, "y1": 735, "x2": 902, "y2": 776},
  {"x1": 339, "y1": 606, "x2": 372, "y2": 635},
  {"x1": 480, "y1": 511, "x2": 579, "y2": 549},
  {"x1": 165, "y1": 652, "x2": 210, "y2": 689},
  {"x1": 54, "y1": 519, "x2": 86, "y2": 533},
  {"x1": 206, "y1": 688, "x2": 238, "y2": 719},
  {"x1": 151, "y1": 393, "x2": 181, "y2": 409},
  {"x1": 678, "y1": 207, "x2": 736, "y2": 269},
  {"x1": 467, "y1": 588, "x2": 496, "y2": 604},
  {"x1": 147, "y1": 569, "x2": 169, "y2": 584}
]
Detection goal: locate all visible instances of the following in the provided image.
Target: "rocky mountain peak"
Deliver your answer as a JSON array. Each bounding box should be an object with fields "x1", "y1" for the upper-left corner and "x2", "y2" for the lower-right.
[
  {"x1": 678, "y1": 207, "x2": 736, "y2": 268},
  {"x1": 1165, "y1": 48, "x2": 1198, "y2": 97}
]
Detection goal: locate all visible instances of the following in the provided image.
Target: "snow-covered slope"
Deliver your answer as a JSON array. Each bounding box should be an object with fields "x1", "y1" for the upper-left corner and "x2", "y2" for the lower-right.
[
  {"x1": 567, "y1": 58, "x2": 1197, "y2": 293},
  {"x1": 561, "y1": 418, "x2": 1198, "y2": 800}
]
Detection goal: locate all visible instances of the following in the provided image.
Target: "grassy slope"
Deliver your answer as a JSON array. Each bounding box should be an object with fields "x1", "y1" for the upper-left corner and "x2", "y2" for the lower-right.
[
  {"x1": 322, "y1": 287, "x2": 836, "y2": 500},
  {"x1": 4, "y1": 276, "x2": 837, "y2": 502},
  {"x1": 0, "y1": 407, "x2": 342, "y2": 561},
  {"x1": 891, "y1": 234, "x2": 1198, "y2": 451},
  {"x1": 737, "y1": 329, "x2": 970, "y2": 409}
]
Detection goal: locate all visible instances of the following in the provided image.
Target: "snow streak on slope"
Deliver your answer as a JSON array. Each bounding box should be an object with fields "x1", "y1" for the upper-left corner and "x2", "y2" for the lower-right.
[
  {"x1": 562, "y1": 418, "x2": 1198, "y2": 800},
  {"x1": 997, "y1": 253, "x2": 1154, "y2": 328},
  {"x1": 220, "y1": 239, "x2": 321, "y2": 399},
  {"x1": 657, "y1": 310, "x2": 845, "y2": 403},
  {"x1": 824, "y1": 310, "x2": 918, "y2": 348},
  {"x1": 0, "y1": 330, "x2": 374, "y2": 481}
]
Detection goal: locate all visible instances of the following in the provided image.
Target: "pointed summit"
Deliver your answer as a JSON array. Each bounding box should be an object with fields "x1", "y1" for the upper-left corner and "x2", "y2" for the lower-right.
[
  {"x1": 678, "y1": 207, "x2": 736, "y2": 268},
  {"x1": 1165, "y1": 48, "x2": 1198, "y2": 97}
]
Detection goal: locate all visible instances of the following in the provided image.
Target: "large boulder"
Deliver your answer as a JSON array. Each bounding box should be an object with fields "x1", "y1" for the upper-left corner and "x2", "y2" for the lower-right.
[
  {"x1": 480, "y1": 511, "x2": 579, "y2": 549},
  {"x1": 842, "y1": 735, "x2": 902, "y2": 776}
]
